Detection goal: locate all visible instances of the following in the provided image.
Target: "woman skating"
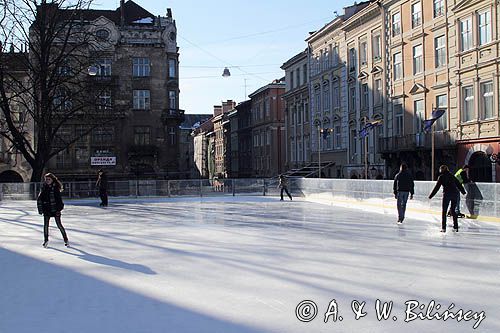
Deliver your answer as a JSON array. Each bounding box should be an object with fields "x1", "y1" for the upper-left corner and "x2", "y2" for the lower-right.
[
  {"x1": 428, "y1": 165, "x2": 466, "y2": 233},
  {"x1": 37, "y1": 173, "x2": 69, "y2": 247}
]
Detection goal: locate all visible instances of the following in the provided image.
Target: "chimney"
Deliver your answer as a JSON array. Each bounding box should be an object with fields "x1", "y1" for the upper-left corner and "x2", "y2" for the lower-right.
[
  {"x1": 120, "y1": 0, "x2": 125, "y2": 26},
  {"x1": 167, "y1": 8, "x2": 172, "y2": 19}
]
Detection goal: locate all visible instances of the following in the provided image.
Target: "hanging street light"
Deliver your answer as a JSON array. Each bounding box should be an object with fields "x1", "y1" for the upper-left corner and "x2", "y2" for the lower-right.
[{"x1": 222, "y1": 67, "x2": 231, "y2": 78}]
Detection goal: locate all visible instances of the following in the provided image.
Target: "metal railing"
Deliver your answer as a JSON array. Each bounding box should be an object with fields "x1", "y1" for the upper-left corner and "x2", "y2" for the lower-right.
[{"x1": 0, "y1": 178, "x2": 299, "y2": 201}]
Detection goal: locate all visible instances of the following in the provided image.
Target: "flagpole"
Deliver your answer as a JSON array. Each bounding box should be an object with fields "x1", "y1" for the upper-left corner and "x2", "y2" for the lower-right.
[
  {"x1": 365, "y1": 135, "x2": 368, "y2": 180},
  {"x1": 318, "y1": 125, "x2": 321, "y2": 179},
  {"x1": 431, "y1": 104, "x2": 435, "y2": 181}
]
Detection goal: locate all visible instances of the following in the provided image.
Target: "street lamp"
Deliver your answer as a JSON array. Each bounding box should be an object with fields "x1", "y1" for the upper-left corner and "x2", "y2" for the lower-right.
[{"x1": 314, "y1": 119, "x2": 332, "y2": 179}]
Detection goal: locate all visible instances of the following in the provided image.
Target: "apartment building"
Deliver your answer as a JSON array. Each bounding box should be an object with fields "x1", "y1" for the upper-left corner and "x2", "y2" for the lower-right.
[
  {"x1": 249, "y1": 79, "x2": 286, "y2": 178},
  {"x1": 43, "y1": 1, "x2": 184, "y2": 181},
  {"x1": 451, "y1": 0, "x2": 500, "y2": 182},
  {"x1": 342, "y1": 1, "x2": 385, "y2": 179},
  {"x1": 281, "y1": 50, "x2": 311, "y2": 171}
]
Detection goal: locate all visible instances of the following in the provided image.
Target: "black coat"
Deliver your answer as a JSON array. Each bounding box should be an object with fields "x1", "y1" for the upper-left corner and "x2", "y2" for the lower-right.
[
  {"x1": 393, "y1": 170, "x2": 415, "y2": 195},
  {"x1": 37, "y1": 184, "x2": 64, "y2": 217},
  {"x1": 429, "y1": 171, "x2": 466, "y2": 199}
]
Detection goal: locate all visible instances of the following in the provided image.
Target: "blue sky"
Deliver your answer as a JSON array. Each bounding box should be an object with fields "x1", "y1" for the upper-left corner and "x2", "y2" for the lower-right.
[{"x1": 95, "y1": 0, "x2": 353, "y2": 114}]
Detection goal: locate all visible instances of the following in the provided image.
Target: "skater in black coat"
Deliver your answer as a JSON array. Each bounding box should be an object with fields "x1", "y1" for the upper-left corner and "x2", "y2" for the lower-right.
[
  {"x1": 96, "y1": 169, "x2": 108, "y2": 207},
  {"x1": 428, "y1": 165, "x2": 466, "y2": 233},
  {"x1": 37, "y1": 173, "x2": 69, "y2": 247},
  {"x1": 278, "y1": 175, "x2": 292, "y2": 201}
]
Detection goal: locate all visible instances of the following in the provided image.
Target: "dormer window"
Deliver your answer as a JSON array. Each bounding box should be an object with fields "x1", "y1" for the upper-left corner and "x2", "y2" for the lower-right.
[{"x1": 96, "y1": 29, "x2": 110, "y2": 40}]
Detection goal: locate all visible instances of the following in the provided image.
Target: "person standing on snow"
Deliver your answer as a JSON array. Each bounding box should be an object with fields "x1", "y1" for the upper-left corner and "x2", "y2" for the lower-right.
[
  {"x1": 278, "y1": 175, "x2": 292, "y2": 201},
  {"x1": 428, "y1": 165, "x2": 466, "y2": 233},
  {"x1": 37, "y1": 173, "x2": 69, "y2": 248},
  {"x1": 393, "y1": 163, "x2": 414, "y2": 224},
  {"x1": 96, "y1": 169, "x2": 108, "y2": 207}
]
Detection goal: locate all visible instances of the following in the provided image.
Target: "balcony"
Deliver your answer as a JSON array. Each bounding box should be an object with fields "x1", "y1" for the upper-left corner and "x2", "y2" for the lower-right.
[
  {"x1": 128, "y1": 145, "x2": 158, "y2": 157},
  {"x1": 378, "y1": 131, "x2": 457, "y2": 153},
  {"x1": 162, "y1": 108, "x2": 185, "y2": 122},
  {"x1": 87, "y1": 75, "x2": 118, "y2": 86}
]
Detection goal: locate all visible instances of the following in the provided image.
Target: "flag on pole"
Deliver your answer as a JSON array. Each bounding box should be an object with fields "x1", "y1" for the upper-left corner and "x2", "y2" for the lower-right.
[
  {"x1": 359, "y1": 119, "x2": 383, "y2": 138},
  {"x1": 423, "y1": 108, "x2": 446, "y2": 132}
]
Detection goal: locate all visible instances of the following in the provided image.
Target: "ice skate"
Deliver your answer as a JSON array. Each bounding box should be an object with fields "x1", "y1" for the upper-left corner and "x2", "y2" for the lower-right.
[{"x1": 42, "y1": 241, "x2": 48, "y2": 248}]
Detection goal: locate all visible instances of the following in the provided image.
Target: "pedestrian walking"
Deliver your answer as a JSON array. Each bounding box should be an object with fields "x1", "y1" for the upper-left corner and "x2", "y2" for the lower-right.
[
  {"x1": 393, "y1": 163, "x2": 414, "y2": 224},
  {"x1": 428, "y1": 165, "x2": 466, "y2": 233},
  {"x1": 447, "y1": 165, "x2": 470, "y2": 218},
  {"x1": 37, "y1": 173, "x2": 69, "y2": 248},
  {"x1": 278, "y1": 175, "x2": 292, "y2": 201},
  {"x1": 96, "y1": 169, "x2": 108, "y2": 207}
]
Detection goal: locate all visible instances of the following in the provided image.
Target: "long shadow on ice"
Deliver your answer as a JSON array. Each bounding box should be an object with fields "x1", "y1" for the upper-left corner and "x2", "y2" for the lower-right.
[
  {"x1": 0, "y1": 247, "x2": 269, "y2": 333},
  {"x1": 51, "y1": 246, "x2": 156, "y2": 275}
]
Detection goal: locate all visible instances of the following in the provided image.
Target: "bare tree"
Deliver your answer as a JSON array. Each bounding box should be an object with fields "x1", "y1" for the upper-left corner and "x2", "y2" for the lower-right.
[{"x1": 0, "y1": 0, "x2": 116, "y2": 182}]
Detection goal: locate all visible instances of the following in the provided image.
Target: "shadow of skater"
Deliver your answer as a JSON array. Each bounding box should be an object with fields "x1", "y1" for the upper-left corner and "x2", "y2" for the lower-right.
[
  {"x1": 465, "y1": 182, "x2": 483, "y2": 219},
  {"x1": 54, "y1": 247, "x2": 156, "y2": 275}
]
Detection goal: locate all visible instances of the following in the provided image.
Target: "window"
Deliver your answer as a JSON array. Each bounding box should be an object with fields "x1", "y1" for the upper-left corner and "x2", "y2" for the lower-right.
[
  {"x1": 436, "y1": 94, "x2": 448, "y2": 130},
  {"x1": 332, "y1": 83, "x2": 340, "y2": 108},
  {"x1": 413, "y1": 44, "x2": 423, "y2": 74},
  {"x1": 95, "y1": 29, "x2": 110, "y2": 40},
  {"x1": 290, "y1": 138, "x2": 295, "y2": 162},
  {"x1": 297, "y1": 138, "x2": 303, "y2": 162},
  {"x1": 433, "y1": 0, "x2": 444, "y2": 17},
  {"x1": 335, "y1": 125, "x2": 341, "y2": 148},
  {"x1": 93, "y1": 127, "x2": 114, "y2": 143},
  {"x1": 56, "y1": 149, "x2": 70, "y2": 169},
  {"x1": 435, "y1": 35, "x2": 446, "y2": 68},
  {"x1": 96, "y1": 59, "x2": 112, "y2": 76},
  {"x1": 323, "y1": 48, "x2": 329, "y2": 70},
  {"x1": 296, "y1": 69, "x2": 300, "y2": 88},
  {"x1": 290, "y1": 70, "x2": 294, "y2": 89},
  {"x1": 265, "y1": 99, "x2": 270, "y2": 117},
  {"x1": 361, "y1": 83, "x2": 369, "y2": 109},
  {"x1": 302, "y1": 64, "x2": 307, "y2": 85},
  {"x1": 332, "y1": 46, "x2": 339, "y2": 66},
  {"x1": 75, "y1": 125, "x2": 88, "y2": 144},
  {"x1": 374, "y1": 79, "x2": 382, "y2": 105},
  {"x1": 169, "y1": 59, "x2": 176, "y2": 78},
  {"x1": 53, "y1": 87, "x2": 72, "y2": 111},
  {"x1": 478, "y1": 10, "x2": 492, "y2": 46},
  {"x1": 133, "y1": 58, "x2": 150, "y2": 77},
  {"x1": 169, "y1": 127, "x2": 176, "y2": 145},
  {"x1": 414, "y1": 100, "x2": 424, "y2": 133},
  {"x1": 360, "y1": 41, "x2": 367, "y2": 66},
  {"x1": 314, "y1": 87, "x2": 321, "y2": 112},
  {"x1": 372, "y1": 34, "x2": 381, "y2": 60},
  {"x1": 75, "y1": 147, "x2": 89, "y2": 167},
  {"x1": 323, "y1": 84, "x2": 330, "y2": 111},
  {"x1": 393, "y1": 52, "x2": 402, "y2": 80},
  {"x1": 480, "y1": 81, "x2": 493, "y2": 119},
  {"x1": 267, "y1": 130, "x2": 271, "y2": 146},
  {"x1": 134, "y1": 126, "x2": 151, "y2": 145},
  {"x1": 349, "y1": 85, "x2": 356, "y2": 112},
  {"x1": 98, "y1": 90, "x2": 111, "y2": 110},
  {"x1": 412, "y1": 2, "x2": 422, "y2": 28},
  {"x1": 304, "y1": 102, "x2": 309, "y2": 122},
  {"x1": 169, "y1": 91, "x2": 176, "y2": 109},
  {"x1": 462, "y1": 86, "x2": 474, "y2": 122},
  {"x1": 349, "y1": 48, "x2": 356, "y2": 72},
  {"x1": 133, "y1": 90, "x2": 150, "y2": 110},
  {"x1": 350, "y1": 129, "x2": 357, "y2": 154},
  {"x1": 394, "y1": 103, "x2": 403, "y2": 135},
  {"x1": 460, "y1": 18, "x2": 473, "y2": 51},
  {"x1": 392, "y1": 12, "x2": 401, "y2": 36}
]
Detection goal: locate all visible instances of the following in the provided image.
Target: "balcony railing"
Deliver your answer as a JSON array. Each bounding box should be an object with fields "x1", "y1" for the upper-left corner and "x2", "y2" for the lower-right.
[
  {"x1": 378, "y1": 131, "x2": 457, "y2": 153},
  {"x1": 162, "y1": 108, "x2": 185, "y2": 121}
]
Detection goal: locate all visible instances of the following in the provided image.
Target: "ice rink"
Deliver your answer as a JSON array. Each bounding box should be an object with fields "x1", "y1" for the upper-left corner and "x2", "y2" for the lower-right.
[{"x1": 1, "y1": 196, "x2": 499, "y2": 333}]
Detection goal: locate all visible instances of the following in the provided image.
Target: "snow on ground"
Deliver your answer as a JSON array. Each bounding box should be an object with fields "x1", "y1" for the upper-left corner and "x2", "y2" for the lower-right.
[{"x1": 1, "y1": 196, "x2": 499, "y2": 333}]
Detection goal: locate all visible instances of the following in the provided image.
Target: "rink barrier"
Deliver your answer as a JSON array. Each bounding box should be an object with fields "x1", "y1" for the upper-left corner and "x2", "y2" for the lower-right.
[
  {"x1": 295, "y1": 178, "x2": 500, "y2": 224},
  {"x1": 0, "y1": 178, "x2": 498, "y2": 223}
]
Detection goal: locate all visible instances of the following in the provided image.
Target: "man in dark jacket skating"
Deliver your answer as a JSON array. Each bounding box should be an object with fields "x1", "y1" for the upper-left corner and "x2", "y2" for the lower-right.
[
  {"x1": 429, "y1": 165, "x2": 466, "y2": 232},
  {"x1": 393, "y1": 163, "x2": 414, "y2": 224},
  {"x1": 96, "y1": 169, "x2": 108, "y2": 207}
]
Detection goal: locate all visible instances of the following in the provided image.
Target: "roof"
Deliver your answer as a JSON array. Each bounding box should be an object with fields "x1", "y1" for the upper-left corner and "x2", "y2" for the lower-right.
[
  {"x1": 180, "y1": 114, "x2": 212, "y2": 130},
  {"x1": 248, "y1": 79, "x2": 285, "y2": 98},
  {"x1": 281, "y1": 49, "x2": 308, "y2": 70},
  {"x1": 38, "y1": 0, "x2": 157, "y2": 26},
  {"x1": 1, "y1": 52, "x2": 29, "y2": 72}
]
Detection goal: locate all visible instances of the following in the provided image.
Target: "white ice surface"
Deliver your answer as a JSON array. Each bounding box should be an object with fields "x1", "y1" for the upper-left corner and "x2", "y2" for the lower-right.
[{"x1": 1, "y1": 196, "x2": 499, "y2": 333}]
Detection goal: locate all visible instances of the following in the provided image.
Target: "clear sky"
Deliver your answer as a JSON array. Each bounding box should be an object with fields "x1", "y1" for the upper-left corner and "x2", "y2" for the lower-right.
[{"x1": 94, "y1": 0, "x2": 353, "y2": 114}]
